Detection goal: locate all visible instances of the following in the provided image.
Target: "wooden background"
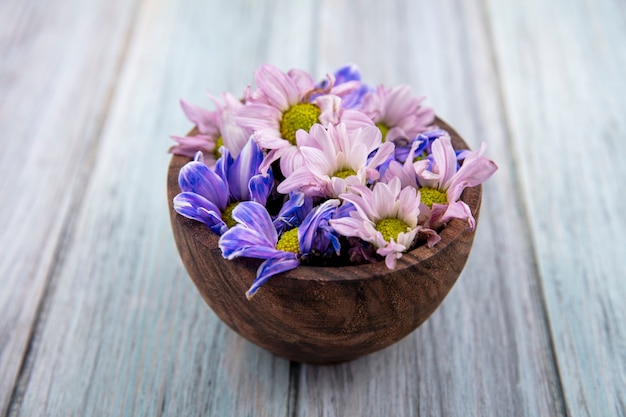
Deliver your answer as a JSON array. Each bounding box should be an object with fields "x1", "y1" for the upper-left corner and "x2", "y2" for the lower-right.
[{"x1": 1, "y1": 0, "x2": 624, "y2": 416}]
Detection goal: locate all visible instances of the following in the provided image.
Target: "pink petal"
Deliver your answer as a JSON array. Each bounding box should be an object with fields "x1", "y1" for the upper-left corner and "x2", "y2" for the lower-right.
[
  {"x1": 287, "y1": 68, "x2": 315, "y2": 94},
  {"x1": 340, "y1": 109, "x2": 376, "y2": 131},
  {"x1": 252, "y1": 129, "x2": 289, "y2": 151},
  {"x1": 446, "y1": 142, "x2": 498, "y2": 201},
  {"x1": 255, "y1": 64, "x2": 299, "y2": 110},
  {"x1": 430, "y1": 135, "x2": 458, "y2": 187},
  {"x1": 315, "y1": 94, "x2": 342, "y2": 126},
  {"x1": 278, "y1": 145, "x2": 304, "y2": 177},
  {"x1": 180, "y1": 99, "x2": 219, "y2": 136},
  {"x1": 236, "y1": 103, "x2": 282, "y2": 132}
]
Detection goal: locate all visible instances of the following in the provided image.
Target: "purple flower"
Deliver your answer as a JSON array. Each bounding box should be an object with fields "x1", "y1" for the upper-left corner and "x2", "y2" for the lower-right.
[
  {"x1": 299, "y1": 199, "x2": 342, "y2": 258},
  {"x1": 219, "y1": 199, "x2": 341, "y2": 298},
  {"x1": 273, "y1": 192, "x2": 313, "y2": 235},
  {"x1": 317, "y1": 64, "x2": 374, "y2": 109},
  {"x1": 173, "y1": 138, "x2": 273, "y2": 235}
]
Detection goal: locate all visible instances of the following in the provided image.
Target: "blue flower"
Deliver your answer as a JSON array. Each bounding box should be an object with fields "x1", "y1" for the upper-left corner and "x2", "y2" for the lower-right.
[
  {"x1": 173, "y1": 138, "x2": 273, "y2": 235},
  {"x1": 330, "y1": 64, "x2": 374, "y2": 109},
  {"x1": 315, "y1": 64, "x2": 374, "y2": 109},
  {"x1": 219, "y1": 199, "x2": 341, "y2": 298},
  {"x1": 299, "y1": 199, "x2": 342, "y2": 258},
  {"x1": 272, "y1": 192, "x2": 313, "y2": 235}
]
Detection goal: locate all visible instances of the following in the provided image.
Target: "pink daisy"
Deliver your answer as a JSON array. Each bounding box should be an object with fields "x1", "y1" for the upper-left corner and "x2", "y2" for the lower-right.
[
  {"x1": 330, "y1": 178, "x2": 422, "y2": 269},
  {"x1": 414, "y1": 135, "x2": 498, "y2": 230},
  {"x1": 169, "y1": 92, "x2": 251, "y2": 163},
  {"x1": 360, "y1": 85, "x2": 435, "y2": 143},
  {"x1": 236, "y1": 64, "x2": 373, "y2": 176},
  {"x1": 277, "y1": 123, "x2": 395, "y2": 198}
]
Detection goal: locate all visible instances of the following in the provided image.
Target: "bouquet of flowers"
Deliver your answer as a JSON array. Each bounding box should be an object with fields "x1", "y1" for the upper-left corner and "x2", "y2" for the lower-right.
[{"x1": 170, "y1": 64, "x2": 497, "y2": 299}]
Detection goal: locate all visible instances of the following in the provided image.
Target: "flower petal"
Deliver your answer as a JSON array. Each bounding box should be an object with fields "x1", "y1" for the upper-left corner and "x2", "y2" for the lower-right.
[
  {"x1": 237, "y1": 104, "x2": 282, "y2": 132},
  {"x1": 231, "y1": 201, "x2": 278, "y2": 244},
  {"x1": 168, "y1": 135, "x2": 216, "y2": 158},
  {"x1": 180, "y1": 99, "x2": 219, "y2": 136},
  {"x1": 446, "y1": 142, "x2": 498, "y2": 201},
  {"x1": 174, "y1": 192, "x2": 228, "y2": 235},
  {"x1": 299, "y1": 199, "x2": 341, "y2": 255},
  {"x1": 255, "y1": 64, "x2": 299, "y2": 110},
  {"x1": 228, "y1": 138, "x2": 264, "y2": 201},
  {"x1": 219, "y1": 226, "x2": 283, "y2": 259},
  {"x1": 246, "y1": 254, "x2": 300, "y2": 299},
  {"x1": 430, "y1": 135, "x2": 458, "y2": 188},
  {"x1": 273, "y1": 192, "x2": 314, "y2": 234},
  {"x1": 174, "y1": 192, "x2": 220, "y2": 221},
  {"x1": 248, "y1": 172, "x2": 274, "y2": 205},
  {"x1": 178, "y1": 159, "x2": 229, "y2": 210}
]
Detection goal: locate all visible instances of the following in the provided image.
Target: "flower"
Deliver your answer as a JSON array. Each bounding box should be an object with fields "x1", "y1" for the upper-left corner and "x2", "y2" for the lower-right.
[
  {"x1": 330, "y1": 177, "x2": 422, "y2": 269},
  {"x1": 172, "y1": 63, "x2": 498, "y2": 299},
  {"x1": 414, "y1": 135, "x2": 498, "y2": 230},
  {"x1": 236, "y1": 64, "x2": 373, "y2": 176},
  {"x1": 316, "y1": 64, "x2": 374, "y2": 109},
  {"x1": 272, "y1": 192, "x2": 313, "y2": 235},
  {"x1": 277, "y1": 123, "x2": 395, "y2": 198},
  {"x1": 219, "y1": 199, "x2": 341, "y2": 298},
  {"x1": 169, "y1": 93, "x2": 251, "y2": 163},
  {"x1": 173, "y1": 138, "x2": 273, "y2": 235},
  {"x1": 361, "y1": 85, "x2": 435, "y2": 143}
]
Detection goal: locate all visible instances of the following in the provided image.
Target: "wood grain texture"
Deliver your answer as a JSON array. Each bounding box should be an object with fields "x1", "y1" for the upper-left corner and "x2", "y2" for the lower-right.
[
  {"x1": 7, "y1": 0, "x2": 317, "y2": 416},
  {"x1": 2, "y1": 0, "x2": 624, "y2": 415},
  {"x1": 0, "y1": 0, "x2": 139, "y2": 414},
  {"x1": 485, "y1": 0, "x2": 626, "y2": 415},
  {"x1": 296, "y1": 0, "x2": 566, "y2": 416},
  {"x1": 168, "y1": 120, "x2": 481, "y2": 364}
]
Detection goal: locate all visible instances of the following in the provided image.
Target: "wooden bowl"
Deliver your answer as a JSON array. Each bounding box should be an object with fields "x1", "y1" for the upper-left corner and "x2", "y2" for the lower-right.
[{"x1": 167, "y1": 118, "x2": 481, "y2": 364}]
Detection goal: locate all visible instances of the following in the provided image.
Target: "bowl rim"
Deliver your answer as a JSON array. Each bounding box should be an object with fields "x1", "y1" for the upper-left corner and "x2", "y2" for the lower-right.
[{"x1": 167, "y1": 116, "x2": 482, "y2": 283}]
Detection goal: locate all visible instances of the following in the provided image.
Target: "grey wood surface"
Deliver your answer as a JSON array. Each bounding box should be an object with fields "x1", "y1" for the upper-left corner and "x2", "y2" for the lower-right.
[{"x1": 1, "y1": 0, "x2": 624, "y2": 416}]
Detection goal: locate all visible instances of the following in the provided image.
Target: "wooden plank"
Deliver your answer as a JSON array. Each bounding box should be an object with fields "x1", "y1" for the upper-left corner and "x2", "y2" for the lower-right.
[
  {"x1": 9, "y1": 0, "x2": 320, "y2": 415},
  {"x1": 485, "y1": 0, "x2": 626, "y2": 415},
  {"x1": 0, "y1": 0, "x2": 140, "y2": 414},
  {"x1": 296, "y1": 0, "x2": 566, "y2": 416}
]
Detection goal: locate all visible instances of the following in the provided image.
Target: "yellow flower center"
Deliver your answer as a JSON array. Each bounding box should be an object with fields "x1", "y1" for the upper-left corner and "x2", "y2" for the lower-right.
[
  {"x1": 376, "y1": 122, "x2": 390, "y2": 141},
  {"x1": 333, "y1": 168, "x2": 357, "y2": 179},
  {"x1": 214, "y1": 135, "x2": 224, "y2": 158},
  {"x1": 420, "y1": 187, "x2": 448, "y2": 208},
  {"x1": 280, "y1": 103, "x2": 321, "y2": 145},
  {"x1": 276, "y1": 228, "x2": 300, "y2": 253},
  {"x1": 374, "y1": 218, "x2": 411, "y2": 242},
  {"x1": 222, "y1": 202, "x2": 239, "y2": 228}
]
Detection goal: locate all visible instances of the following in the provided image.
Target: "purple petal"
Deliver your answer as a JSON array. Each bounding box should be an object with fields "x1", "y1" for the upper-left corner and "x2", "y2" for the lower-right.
[
  {"x1": 228, "y1": 138, "x2": 265, "y2": 201},
  {"x1": 334, "y1": 64, "x2": 362, "y2": 84},
  {"x1": 249, "y1": 172, "x2": 274, "y2": 205},
  {"x1": 273, "y1": 192, "x2": 314, "y2": 235},
  {"x1": 231, "y1": 201, "x2": 278, "y2": 244},
  {"x1": 174, "y1": 192, "x2": 227, "y2": 235},
  {"x1": 219, "y1": 226, "x2": 282, "y2": 259},
  {"x1": 178, "y1": 160, "x2": 229, "y2": 210},
  {"x1": 197, "y1": 207, "x2": 228, "y2": 235},
  {"x1": 173, "y1": 192, "x2": 220, "y2": 220},
  {"x1": 246, "y1": 254, "x2": 300, "y2": 299},
  {"x1": 299, "y1": 199, "x2": 341, "y2": 255}
]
